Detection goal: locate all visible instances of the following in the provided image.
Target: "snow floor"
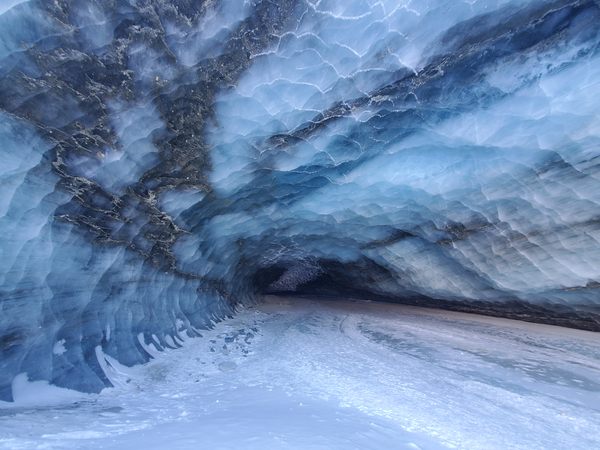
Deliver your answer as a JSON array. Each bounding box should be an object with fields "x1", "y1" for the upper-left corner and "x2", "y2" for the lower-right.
[{"x1": 1, "y1": 296, "x2": 599, "y2": 449}]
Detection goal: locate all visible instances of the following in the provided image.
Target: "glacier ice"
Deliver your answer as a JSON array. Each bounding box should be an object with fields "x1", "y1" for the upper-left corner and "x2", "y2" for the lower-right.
[
  {"x1": 1, "y1": 298, "x2": 599, "y2": 450},
  {"x1": 1, "y1": 0, "x2": 600, "y2": 400}
]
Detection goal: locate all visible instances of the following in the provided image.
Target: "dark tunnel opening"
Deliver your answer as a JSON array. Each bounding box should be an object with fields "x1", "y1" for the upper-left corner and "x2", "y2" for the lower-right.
[{"x1": 252, "y1": 259, "x2": 600, "y2": 332}]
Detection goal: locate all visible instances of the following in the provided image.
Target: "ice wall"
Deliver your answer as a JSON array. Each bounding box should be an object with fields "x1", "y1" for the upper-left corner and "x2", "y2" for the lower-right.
[{"x1": 1, "y1": 0, "x2": 600, "y2": 400}]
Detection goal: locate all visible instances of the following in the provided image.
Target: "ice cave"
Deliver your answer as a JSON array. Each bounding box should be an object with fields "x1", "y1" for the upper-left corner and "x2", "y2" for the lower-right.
[{"x1": 1, "y1": 0, "x2": 599, "y2": 448}]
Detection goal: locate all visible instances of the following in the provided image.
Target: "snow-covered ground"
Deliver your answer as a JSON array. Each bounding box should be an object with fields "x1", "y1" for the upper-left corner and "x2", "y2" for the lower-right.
[{"x1": 1, "y1": 296, "x2": 599, "y2": 450}]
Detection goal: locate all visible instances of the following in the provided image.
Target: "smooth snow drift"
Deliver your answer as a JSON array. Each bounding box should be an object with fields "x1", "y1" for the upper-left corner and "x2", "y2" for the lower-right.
[{"x1": 1, "y1": 297, "x2": 598, "y2": 450}]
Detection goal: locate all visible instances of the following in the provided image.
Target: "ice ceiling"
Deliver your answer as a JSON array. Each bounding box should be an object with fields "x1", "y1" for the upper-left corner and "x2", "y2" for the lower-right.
[{"x1": 1, "y1": 0, "x2": 600, "y2": 400}]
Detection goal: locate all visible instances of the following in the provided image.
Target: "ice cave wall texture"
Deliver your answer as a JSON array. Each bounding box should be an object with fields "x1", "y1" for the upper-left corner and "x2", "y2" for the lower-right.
[{"x1": 1, "y1": 0, "x2": 600, "y2": 401}]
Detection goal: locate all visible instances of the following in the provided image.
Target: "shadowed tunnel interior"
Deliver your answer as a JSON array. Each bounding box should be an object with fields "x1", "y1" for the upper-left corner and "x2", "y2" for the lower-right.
[{"x1": 1, "y1": 0, "x2": 600, "y2": 402}]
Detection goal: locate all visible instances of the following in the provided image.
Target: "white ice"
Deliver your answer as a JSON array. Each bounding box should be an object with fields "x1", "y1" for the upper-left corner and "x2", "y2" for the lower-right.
[
  {"x1": 1, "y1": 296, "x2": 599, "y2": 450},
  {"x1": 0, "y1": 0, "x2": 28, "y2": 16}
]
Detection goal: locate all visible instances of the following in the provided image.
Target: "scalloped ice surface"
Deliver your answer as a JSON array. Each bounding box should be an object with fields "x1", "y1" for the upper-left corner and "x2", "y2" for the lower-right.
[{"x1": 0, "y1": 0, "x2": 600, "y2": 400}]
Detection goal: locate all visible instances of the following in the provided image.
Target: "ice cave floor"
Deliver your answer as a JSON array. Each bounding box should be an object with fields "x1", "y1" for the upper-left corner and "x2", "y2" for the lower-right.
[{"x1": 1, "y1": 296, "x2": 599, "y2": 450}]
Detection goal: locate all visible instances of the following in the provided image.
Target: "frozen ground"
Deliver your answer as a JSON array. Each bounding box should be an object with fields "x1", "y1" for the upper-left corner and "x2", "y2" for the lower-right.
[{"x1": 1, "y1": 296, "x2": 599, "y2": 450}]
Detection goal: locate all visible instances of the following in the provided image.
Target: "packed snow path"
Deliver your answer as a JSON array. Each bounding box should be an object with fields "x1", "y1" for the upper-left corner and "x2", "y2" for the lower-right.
[{"x1": 1, "y1": 296, "x2": 599, "y2": 449}]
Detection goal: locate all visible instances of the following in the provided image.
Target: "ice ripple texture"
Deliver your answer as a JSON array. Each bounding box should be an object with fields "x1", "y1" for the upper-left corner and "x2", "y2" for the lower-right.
[{"x1": 1, "y1": 0, "x2": 600, "y2": 400}]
